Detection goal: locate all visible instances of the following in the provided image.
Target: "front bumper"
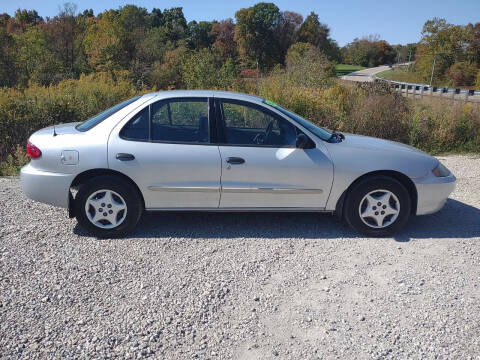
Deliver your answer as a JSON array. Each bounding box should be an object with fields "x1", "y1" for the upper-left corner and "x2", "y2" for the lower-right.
[
  {"x1": 414, "y1": 173, "x2": 456, "y2": 215},
  {"x1": 20, "y1": 163, "x2": 75, "y2": 208}
]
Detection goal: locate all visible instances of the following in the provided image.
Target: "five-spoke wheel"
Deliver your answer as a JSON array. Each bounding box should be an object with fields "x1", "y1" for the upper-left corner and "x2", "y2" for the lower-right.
[
  {"x1": 75, "y1": 175, "x2": 142, "y2": 238},
  {"x1": 345, "y1": 176, "x2": 411, "y2": 237},
  {"x1": 358, "y1": 190, "x2": 400, "y2": 229},
  {"x1": 85, "y1": 189, "x2": 128, "y2": 229}
]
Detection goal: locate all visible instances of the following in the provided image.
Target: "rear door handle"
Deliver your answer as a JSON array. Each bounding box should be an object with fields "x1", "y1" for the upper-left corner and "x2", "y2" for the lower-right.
[
  {"x1": 226, "y1": 157, "x2": 245, "y2": 165},
  {"x1": 116, "y1": 153, "x2": 135, "y2": 161}
]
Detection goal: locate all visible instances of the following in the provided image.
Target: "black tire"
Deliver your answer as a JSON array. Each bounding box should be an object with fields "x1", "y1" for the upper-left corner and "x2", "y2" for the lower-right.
[
  {"x1": 344, "y1": 176, "x2": 411, "y2": 237},
  {"x1": 74, "y1": 175, "x2": 143, "y2": 238}
]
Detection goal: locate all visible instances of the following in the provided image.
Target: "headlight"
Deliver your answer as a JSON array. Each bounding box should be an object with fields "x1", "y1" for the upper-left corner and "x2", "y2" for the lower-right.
[{"x1": 432, "y1": 162, "x2": 451, "y2": 177}]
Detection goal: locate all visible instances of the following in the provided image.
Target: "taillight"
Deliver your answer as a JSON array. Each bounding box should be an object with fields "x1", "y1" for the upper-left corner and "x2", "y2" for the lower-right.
[{"x1": 26, "y1": 141, "x2": 42, "y2": 159}]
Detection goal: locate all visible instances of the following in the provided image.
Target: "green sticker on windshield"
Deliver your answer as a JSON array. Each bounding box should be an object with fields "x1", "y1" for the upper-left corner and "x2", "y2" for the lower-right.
[{"x1": 264, "y1": 99, "x2": 278, "y2": 107}]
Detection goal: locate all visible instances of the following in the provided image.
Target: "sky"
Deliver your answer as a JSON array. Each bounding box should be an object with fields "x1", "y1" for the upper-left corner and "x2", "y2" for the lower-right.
[{"x1": 1, "y1": 0, "x2": 480, "y2": 46}]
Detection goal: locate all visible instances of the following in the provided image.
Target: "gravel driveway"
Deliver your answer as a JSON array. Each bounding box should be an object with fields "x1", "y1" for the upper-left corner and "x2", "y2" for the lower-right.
[{"x1": 1, "y1": 155, "x2": 479, "y2": 359}]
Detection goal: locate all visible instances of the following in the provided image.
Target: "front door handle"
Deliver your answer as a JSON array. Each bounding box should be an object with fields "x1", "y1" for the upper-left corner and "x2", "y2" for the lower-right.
[
  {"x1": 116, "y1": 153, "x2": 135, "y2": 161},
  {"x1": 226, "y1": 157, "x2": 245, "y2": 165}
]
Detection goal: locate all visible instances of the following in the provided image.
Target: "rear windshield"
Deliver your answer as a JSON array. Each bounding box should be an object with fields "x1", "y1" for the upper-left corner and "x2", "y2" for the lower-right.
[{"x1": 76, "y1": 96, "x2": 141, "y2": 132}]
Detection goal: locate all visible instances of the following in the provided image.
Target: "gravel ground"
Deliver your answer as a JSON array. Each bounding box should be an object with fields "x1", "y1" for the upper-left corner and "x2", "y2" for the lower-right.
[{"x1": 1, "y1": 155, "x2": 480, "y2": 359}]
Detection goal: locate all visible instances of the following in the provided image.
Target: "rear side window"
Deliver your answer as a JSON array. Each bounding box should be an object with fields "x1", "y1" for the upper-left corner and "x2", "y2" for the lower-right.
[
  {"x1": 151, "y1": 99, "x2": 209, "y2": 143},
  {"x1": 119, "y1": 107, "x2": 149, "y2": 141},
  {"x1": 76, "y1": 96, "x2": 140, "y2": 131}
]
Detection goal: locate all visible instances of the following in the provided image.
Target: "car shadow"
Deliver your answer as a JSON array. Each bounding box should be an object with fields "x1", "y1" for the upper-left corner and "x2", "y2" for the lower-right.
[{"x1": 73, "y1": 199, "x2": 480, "y2": 242}]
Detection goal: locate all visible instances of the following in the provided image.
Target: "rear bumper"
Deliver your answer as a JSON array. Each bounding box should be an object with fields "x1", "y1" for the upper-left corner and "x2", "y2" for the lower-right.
[
  {"x1": 415, "y1": 173, "x2": 456, "y2": 215},
  {"x1": 20, "y1": 164, "x2": 75, "y2": 208}
]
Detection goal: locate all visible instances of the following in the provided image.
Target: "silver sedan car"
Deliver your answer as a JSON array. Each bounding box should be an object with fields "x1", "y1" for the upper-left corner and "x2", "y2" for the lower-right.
[{"x1": 21, "y1": 90, "x2": 456, "y2": 238}]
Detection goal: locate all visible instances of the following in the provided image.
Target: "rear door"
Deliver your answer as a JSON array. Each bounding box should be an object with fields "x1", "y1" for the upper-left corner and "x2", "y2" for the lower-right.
[
  {"x1": 216, "y1": 99, "x2": 333, "y2": 209},
  {"x1": 108, "y1": 97, "x2": 221, "y2": 209}
]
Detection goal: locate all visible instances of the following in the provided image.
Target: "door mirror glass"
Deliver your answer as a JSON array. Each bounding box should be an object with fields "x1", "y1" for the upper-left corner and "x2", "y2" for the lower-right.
[{"x1": 296, "y1": 133, "x2": 311, "y2": 149}]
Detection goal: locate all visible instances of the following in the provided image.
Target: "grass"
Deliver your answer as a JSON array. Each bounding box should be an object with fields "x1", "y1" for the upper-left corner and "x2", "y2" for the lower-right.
[
  {"x1": 376, "y1": 69, "x2": 450, "y2": 87},
  {"x1": 335, "y1": 64, "x2": 366, "y2": 76}
]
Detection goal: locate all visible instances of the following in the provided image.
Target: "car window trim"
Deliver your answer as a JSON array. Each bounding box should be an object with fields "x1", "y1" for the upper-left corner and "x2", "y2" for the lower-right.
[{"x1": 214, "y1": 98, "x2": 305, "y2": 148}]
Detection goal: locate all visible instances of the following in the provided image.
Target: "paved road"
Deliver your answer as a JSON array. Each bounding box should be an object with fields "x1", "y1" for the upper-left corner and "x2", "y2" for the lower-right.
[
  {"x1": 1, "y1": 155, "x2": 480, "y2": 359},
  {"x1": 341, "y1": 65, "x2": 390, "y2": 82}
]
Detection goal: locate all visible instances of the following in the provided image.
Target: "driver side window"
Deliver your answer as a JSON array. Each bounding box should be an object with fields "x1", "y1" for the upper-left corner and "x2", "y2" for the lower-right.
[{"x1": 221, "y1": 101, "x2": 297, "y2": 147}]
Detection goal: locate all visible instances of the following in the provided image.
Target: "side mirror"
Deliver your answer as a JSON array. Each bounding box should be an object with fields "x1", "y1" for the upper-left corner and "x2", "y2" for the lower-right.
[{"x1": 296, "y1": 133, "x2": 311, "y2": 149}]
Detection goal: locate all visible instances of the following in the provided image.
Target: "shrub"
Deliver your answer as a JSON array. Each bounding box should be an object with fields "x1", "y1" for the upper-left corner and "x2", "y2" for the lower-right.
[
  {"x1": 0, "y1": 71, "x2": 139, "y2": 163},
  {"x1": 0, "y1": 146, "x2": 29, "y2": 176},
  {"x1": 284, "y1": 43, "x2": 336, "y2": 88},
  {"x1": 445, "y1": 62, "x2": 478, "y2": 87},
  {"x1": 182, "y1": 50, "x2": 240, "y2": 90}
]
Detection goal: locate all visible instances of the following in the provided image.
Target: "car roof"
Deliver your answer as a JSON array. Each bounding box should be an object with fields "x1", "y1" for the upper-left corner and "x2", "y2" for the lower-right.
[{"x1": 144, "y1": 90, "x2": 265, "y2": 103}]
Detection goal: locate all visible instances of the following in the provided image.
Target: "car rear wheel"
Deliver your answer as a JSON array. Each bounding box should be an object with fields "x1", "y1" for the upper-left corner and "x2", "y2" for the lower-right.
[
  {"x1": 344, "y1": 176, "x2": 411, "y2": 237},
  {"x1": 75, "y1": 175, "x2": 142, "y2": 238}
]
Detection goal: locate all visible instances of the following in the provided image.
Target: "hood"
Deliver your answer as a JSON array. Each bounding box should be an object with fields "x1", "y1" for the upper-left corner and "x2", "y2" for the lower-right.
[
  {"x1": 324, "y1": 133, "x2": 438, "y2": 179},
  {"x1": 342, "y1": 133, "x2": 428, "y2": 155},
  {"x1": 34, "y1": 122, "x2": 82, "y2": 136}
]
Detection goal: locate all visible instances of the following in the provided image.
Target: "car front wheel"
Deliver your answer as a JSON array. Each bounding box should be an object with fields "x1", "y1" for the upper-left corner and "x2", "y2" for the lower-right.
[
  {"x1": 75, "y1": 175, "x2": 142, "y2": 238},
  {"x1": 344, "y1": 176, "x2": 411, "y2": 237}
]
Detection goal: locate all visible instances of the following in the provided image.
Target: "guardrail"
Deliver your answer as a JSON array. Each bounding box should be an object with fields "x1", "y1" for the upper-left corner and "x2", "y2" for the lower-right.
[{"x1": 375, "y1": 77, "x2": 480, "y2": 102}]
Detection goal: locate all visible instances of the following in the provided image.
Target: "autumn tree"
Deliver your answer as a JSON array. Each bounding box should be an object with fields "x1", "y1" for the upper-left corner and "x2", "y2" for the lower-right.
[
  {"x1": 342, "y1": 35, "x2": 395, "y2": 67},
  {"x1": 211, "y1": 19, "x2": 237, "y2": 62},
  {"x1": 274, "y1": 11, "x2": 303, "y2": 65},
  {"x1": 44, "y1": 3, "x2": 78, "y2": 77}
]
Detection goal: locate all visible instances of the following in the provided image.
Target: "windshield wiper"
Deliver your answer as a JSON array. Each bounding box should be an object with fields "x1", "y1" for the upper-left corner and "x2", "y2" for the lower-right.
[{"x1": 328, "y1": 130, "x2": 345, "y2": 143}]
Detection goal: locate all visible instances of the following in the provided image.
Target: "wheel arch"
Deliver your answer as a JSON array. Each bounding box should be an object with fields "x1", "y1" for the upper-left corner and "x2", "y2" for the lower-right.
[
  {"x1": 335, "y1": 170, "x2": 417, "y2": 219},
  {"x1": 68, "y1": 168, "x2": 145, "y2": 218}
]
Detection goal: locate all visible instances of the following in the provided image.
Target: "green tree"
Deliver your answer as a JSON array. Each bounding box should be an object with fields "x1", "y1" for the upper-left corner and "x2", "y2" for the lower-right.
[
  {"x1": 162, "y1": 7, "x2": 187, "y2": 43},
  {"x1": 182, "y1": 49, "x2": 239, "y2": 89},
  {"x1": 465, "y1": 22, "x2": 480, "y2": 66},
  {"x1": 182, "y1": 48, "x2": 219, "y2": 89},
  {"x1": 235, "y1": 2, "x2": 282, "y2": 70},
  {"x1": 296, "y1": 12, "x2": 341, "y2": 61},
  {"x1": 147, "y1": 8, "x2": 163, "y2": 28},
  {"x1": 83, "y1": 10, "x2": 125, "y2": 71},
  {"x1": 14, "y1": 9, "x2": 42, "y2": 29},
  {"x1": 187, "y1": 21, "x2": 214, "y2": 50},
  {"x1": 0, "y1": 28, "x2": 17, "y2": 86},
  {"x1": 15, "y1": 26, "x2": 62, "y2": 85},
  {"x1": 415, "y1": 18, "x2": 467, "y2": 82}
]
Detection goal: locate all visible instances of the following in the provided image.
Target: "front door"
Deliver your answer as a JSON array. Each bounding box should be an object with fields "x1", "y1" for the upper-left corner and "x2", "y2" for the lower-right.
[
  {"x1": 108, "y1": 97, "x2": 221, "y2": 209},
  {"x1": 216, "y1": 99, "x2": 333, "y2": 209}
]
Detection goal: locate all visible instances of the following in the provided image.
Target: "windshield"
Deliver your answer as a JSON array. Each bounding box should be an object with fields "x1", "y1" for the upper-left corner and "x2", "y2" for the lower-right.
[
  {"x1": 263, "y1": 100, "x2": 332, "y2": 141},
  {"x1": 76, "y1": 96, "x2": 141, "y2": 131}
]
